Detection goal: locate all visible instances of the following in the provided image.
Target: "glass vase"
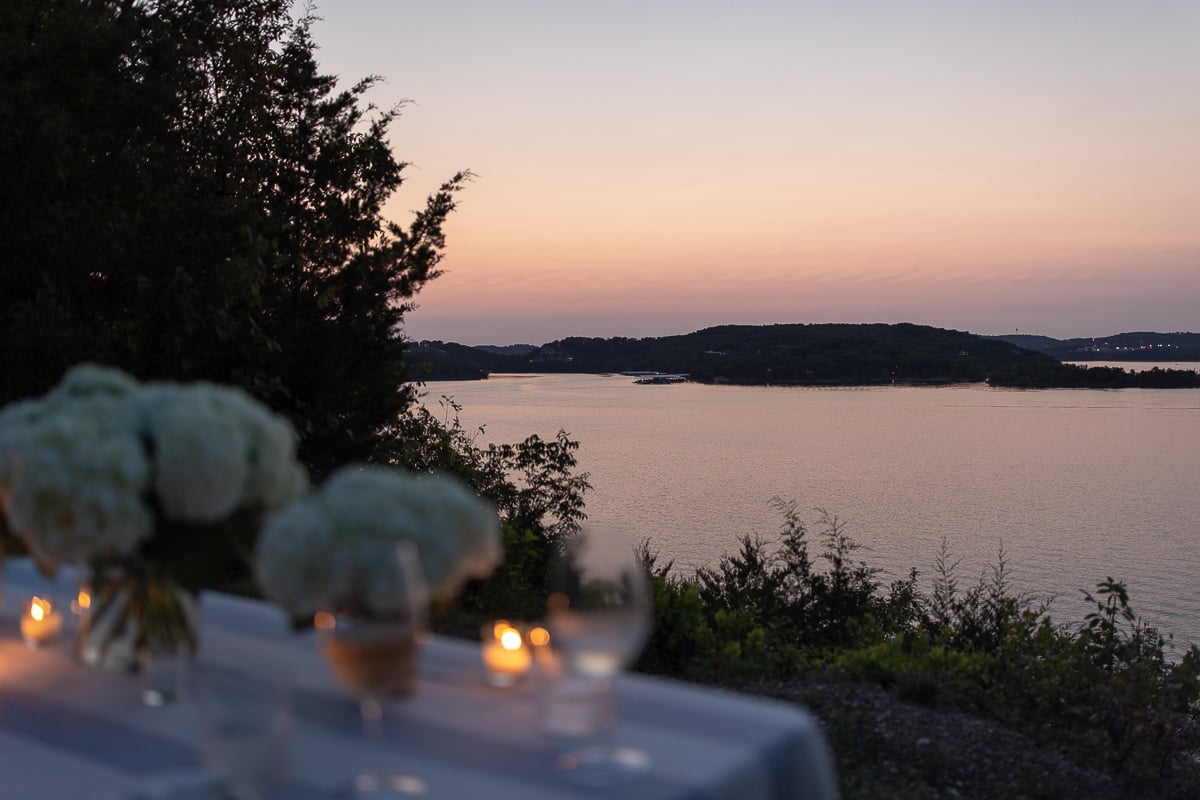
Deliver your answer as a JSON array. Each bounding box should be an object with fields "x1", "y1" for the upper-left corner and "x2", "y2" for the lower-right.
[{"x1": 76, "y1": 565, "x2": 198, "y2": 703}]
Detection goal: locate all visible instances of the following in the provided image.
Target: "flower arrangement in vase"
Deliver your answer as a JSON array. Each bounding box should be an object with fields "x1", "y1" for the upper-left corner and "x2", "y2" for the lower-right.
[{"x1": 0, "y1": 364, "x2": 308, "y2": 669}]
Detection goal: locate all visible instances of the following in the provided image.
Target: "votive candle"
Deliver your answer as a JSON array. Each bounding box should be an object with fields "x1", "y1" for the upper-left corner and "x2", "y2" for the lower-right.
[
  {"x1": 481, "y1": 620, "x2": 532, "y2": 687},
  {"x1": 21, "y1": 596, "x2": 63, "y2": 648}
]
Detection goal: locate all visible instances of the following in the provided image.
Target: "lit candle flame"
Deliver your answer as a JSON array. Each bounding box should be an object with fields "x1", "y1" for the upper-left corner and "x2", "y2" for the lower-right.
[
  {"x1": 500, "y1": 629, "x2": 522, "y2": 651},
  {"x1": 30, "y1": 597, "x2": 49, "y2": 622}
]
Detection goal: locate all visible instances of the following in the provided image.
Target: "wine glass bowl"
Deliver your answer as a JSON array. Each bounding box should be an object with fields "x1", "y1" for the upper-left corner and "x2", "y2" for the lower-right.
[
  {"x1": 317, "y1": 614, "x2": 421, "y2": 698},
  {"x1": 547, "y1": 525, "x2": 652, "y2": 676},
  {"x1": 545, "y1": 525, "x2": 653, "y2": 784}
]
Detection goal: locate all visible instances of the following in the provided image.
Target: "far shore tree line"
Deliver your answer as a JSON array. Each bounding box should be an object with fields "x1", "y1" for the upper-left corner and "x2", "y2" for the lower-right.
[{"x1": 410, "y1": 330, "x2": 1200, "y2": 388}]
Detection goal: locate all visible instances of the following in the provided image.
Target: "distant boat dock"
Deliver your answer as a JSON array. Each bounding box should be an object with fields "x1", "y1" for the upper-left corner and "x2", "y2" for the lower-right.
[{"x1": 622, "y1": 371, "x2": 690, "y2": 384}]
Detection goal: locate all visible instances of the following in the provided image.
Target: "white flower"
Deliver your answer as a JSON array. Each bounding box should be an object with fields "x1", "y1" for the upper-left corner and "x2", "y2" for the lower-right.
[
  {"x1": 204, "y1": 385, "x2": 308, "y2": 511},
  {"x1": 45, "y1": 363, "x2": 139, "y2": 405},
  {"x1": 255, "y1": 466, "x2": 502, "y2": 618},
  {"x1": 0, "y1": 365, "x2": 308, "y2": 573},
  {"x1": 127, "y1": 381, "x2": 308, "y2": 523},
  {"x1": 255, "y1": 503, "x2": 339, "y2": 619},
  {"x1": 400, "y1": 474, "x2": 504, "y2": 592},
  {"x1": 149, "y1": 394, "x2": 250, "y2": 522},
  {"x1": 5, "y1": 413, "x2": 152, "y2": 564}
]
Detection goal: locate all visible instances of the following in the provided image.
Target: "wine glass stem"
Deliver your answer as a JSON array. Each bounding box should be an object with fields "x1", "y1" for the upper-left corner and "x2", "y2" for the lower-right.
[
  {"x1": 594, "y1": 676, "x2": 618, "y2": 749},
  {"x1": 358, "y1": 694, "x2": 386, "y2": 788},
  {"x1": 356, "y1": 695, "x2": 428, "y2": 796},
  {"x1": 361, "y1": 696, "x2": 385, "y2": 743}
]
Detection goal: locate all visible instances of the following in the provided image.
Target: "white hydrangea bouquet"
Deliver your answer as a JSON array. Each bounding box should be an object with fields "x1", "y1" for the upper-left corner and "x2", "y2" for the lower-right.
[
  {"x1": 0, "y1": 364, "x2": 308, "y2": 665},
  {"x1": 255, "y1": 465, "x2": 502, "y2": 624}
]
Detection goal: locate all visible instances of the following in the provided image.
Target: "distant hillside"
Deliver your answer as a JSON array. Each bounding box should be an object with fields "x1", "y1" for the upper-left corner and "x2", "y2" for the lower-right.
[
  {"x1": 987, "y1": 332, "x2": 1200, "y2": 361},
  {"x1": 989, "y1": 334, "x2": 1063, "y2": 352},
  {"x1": 473, "y1": 344, "x2": 538, "y2": 356},
  {"x1": 411, "y1": 323, "x2": 1056, "y2": 385},
  {"x1": 536, "y1": 324, "x2": 1054, "y2": 385},
  {"x1": 405, "y1": 341, "x2": 515, "y2": 380}
]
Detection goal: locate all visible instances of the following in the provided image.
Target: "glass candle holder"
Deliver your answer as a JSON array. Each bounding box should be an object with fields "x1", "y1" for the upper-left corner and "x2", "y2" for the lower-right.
[
  {"x1": 21, "y1": 595, "x2": 63, "y2": 648},
  {"x1": 481, "y1": 620, "x2": 532, "y2": 687}
]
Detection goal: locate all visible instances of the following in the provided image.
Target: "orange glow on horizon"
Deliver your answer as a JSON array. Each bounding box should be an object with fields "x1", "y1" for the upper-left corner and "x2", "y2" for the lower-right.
[{"x1": 324, "y1": 2, "x2": 1199, "y2": 341}]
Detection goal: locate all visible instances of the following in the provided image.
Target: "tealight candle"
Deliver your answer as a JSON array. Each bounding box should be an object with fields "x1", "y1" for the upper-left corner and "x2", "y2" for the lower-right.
[
  {"x1": 481, "y1": 620, "x2": 532, "y2": 687},
  {"x1": 21, "y1": 596, "x2": 63, "y2": 648}
]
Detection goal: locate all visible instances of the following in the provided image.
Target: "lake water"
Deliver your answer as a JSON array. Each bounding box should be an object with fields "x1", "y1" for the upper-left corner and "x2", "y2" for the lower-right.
[{"x1": 422, "y1": 373, "x2": 1200, "y2": 650}]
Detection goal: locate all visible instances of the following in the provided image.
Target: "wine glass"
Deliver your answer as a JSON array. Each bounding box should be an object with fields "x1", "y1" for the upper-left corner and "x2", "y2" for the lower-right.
[
  {"x1": 317, "y1": 540, "x2": 431, "y2": 797},
  {"x1": 545, "y1": 524, "x2": 653, "y2": 785},
  {"x1": 193, "y1": 663, "x2": 293, "y2": 800}
]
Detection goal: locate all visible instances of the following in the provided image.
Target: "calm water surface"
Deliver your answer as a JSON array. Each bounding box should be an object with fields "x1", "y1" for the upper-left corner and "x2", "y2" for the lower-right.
[{"x1": 423, "y1": 374, "x2": 1200, "y2": 648}]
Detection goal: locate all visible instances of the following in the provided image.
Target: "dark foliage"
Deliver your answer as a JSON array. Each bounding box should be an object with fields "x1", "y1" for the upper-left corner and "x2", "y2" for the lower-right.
[
  {"x1": 0, "y1": 0, "x2": 468, "y2": 478},
  {"x1": 988, "y1": 362, "x2": 1200, "y2": 388},
  {"x1": 404, "y1": 341, "x2": 515, "y2": 381}
]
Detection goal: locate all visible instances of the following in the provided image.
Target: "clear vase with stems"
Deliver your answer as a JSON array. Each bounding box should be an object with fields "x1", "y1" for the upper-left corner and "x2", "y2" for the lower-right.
[{"x1": 74, "y1": 559, "x2": 198, "y2": 705}]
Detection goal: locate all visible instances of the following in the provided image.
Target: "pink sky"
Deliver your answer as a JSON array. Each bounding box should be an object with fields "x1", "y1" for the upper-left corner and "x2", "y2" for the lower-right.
[{"x1": 310, "y1": 1, "x2": 1199, "y2": 345}]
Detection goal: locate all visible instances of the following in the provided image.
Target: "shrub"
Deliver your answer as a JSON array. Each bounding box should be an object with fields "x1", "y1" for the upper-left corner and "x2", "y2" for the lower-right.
[{"x1": 636, "y1": 499, "x2": 1200, "y2": 792}]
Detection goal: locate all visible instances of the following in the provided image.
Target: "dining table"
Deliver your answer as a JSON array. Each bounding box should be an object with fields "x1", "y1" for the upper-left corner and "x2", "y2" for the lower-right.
[{"x1": 0, "y1": 557, "x2": 838, "y2": 799}]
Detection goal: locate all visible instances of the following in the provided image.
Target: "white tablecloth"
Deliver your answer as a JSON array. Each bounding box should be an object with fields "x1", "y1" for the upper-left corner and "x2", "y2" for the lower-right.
[{"x1": 0, "y1": 558, "x2": 837, "y2": 799}]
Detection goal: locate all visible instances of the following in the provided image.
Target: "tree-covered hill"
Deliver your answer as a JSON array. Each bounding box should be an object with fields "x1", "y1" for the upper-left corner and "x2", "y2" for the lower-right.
[
  {"x1": 545, "y1": 323, "x2": 1056, "y2": 385},
  {"x1": 421, "y1": 323, "x2": 1057, "y2": 385},
  {"x1": 406, "y1": 341, "x2": 524, "y2": 380},
  {"x1": 988, "y1": 332, "x2": 1200, "y2": 361},
  {"x1": 417, "y1": 325, "x2": 1200, "y2": 388}
]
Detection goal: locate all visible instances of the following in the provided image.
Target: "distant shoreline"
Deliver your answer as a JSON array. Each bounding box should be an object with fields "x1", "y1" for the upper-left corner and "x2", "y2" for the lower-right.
[{"x1": 410, "y1": 325, "x2": 1200, "y2": 388}]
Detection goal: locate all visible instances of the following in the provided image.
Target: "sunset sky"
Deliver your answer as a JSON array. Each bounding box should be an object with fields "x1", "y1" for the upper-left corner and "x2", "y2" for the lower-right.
[{"x1": 310, "y1": 1, "x2": 1199, "y2": 346}]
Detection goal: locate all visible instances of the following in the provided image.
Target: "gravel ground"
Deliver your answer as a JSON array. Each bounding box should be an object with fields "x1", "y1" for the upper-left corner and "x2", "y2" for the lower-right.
[{"x1": 736, "y1": 676, "x2": 1168, "y2": 800}]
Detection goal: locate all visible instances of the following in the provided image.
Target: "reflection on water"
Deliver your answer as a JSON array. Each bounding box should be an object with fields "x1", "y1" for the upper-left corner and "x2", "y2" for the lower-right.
[{"x1": 423, "y1": 374, "x2": 1200, "y2": 648}]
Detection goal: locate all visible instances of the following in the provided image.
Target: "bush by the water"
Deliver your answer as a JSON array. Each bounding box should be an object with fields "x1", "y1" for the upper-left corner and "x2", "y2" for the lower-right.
[{"x1": 624, "y1": 502, "x2": 1200, "y2": 795}]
